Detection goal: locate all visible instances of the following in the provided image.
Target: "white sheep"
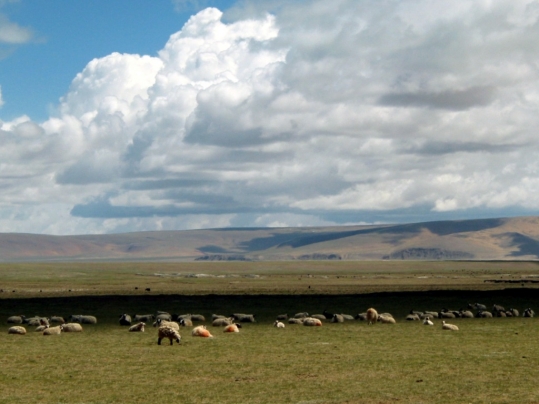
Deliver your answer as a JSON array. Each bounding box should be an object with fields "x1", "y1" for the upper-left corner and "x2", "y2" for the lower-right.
[
  {"x1": 273, "y1": 320, "x2": 285, "y2": 328},
  {"x1": 61, "y1": 323, "x2": 83, "y2": 332},
  {"x1": 129, "y1": 322, "x2": 145, "y2": 332},
  {"x1": 288, "y1": 318, "x2": 303, "y2": 325},
  {"x1": 157, "y1": 326, "x2": 181, "y2": 345},
  {"x1": 192, "y1": 325, "x2": 213, "y2": 338},
  {"x1": 8, "y1": 326, "x2": 26, "y2": 335},
  {"x1": 442, "y1": 321, "x2": 459, "y2": 331},
  {"x1": 378, "y1": 314, "x2": 396, "y2": 324},
  {"x1": 302, "y1": 317, "x2": 322, "y2": 326},
  {"x1": 35, "y1": 324, "x2": 49, "y2": 332},
  {"x1": 366, "y1": 308, "x2": 378, "y2": 325},
  {"x1": 423, "y1": 318, "x2": 434, "y2": 326},
  {"x1": 212, "y1": 317, "x2": 233, "y2": 327},
  {"x1": 43, "y1": 325, "x2": 62, "y2": 335}
]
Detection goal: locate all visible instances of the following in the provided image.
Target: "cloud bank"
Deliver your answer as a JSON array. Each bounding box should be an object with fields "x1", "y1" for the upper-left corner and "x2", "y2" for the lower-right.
[{"x1": 1, "y1": 1, "x2": 539, "y2": 234}]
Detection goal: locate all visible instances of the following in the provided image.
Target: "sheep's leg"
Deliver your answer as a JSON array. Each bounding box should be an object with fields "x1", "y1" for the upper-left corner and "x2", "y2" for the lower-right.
[
  {"x1": 169, "y1": 338, "x2": 173, "y2": 345},
  {"x1": 158, "y1": 337, "x2": 162, "y2": 345}
]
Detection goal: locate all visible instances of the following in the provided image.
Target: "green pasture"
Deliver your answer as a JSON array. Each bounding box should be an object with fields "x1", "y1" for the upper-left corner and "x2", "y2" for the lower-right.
[{"x1": 1, "y1": 261, "x2": 539, "y2": 403}]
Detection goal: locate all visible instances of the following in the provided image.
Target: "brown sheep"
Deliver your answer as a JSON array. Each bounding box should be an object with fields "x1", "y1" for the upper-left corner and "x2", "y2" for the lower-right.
[
  {"x1": 157, "y1": 326, "x2": 181, "y2": 345},
  {"x1": 192, "y1": 325, "x2": 213, "y2": 338},
  {"x1": 366, "y1": 308, "x2": 378, "y2": 325}
]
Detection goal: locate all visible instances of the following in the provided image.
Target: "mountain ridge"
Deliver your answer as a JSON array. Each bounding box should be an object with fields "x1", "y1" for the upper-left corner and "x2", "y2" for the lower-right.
[{"x1": 0, "y1": 216, "x2": 538, "y2": 262}]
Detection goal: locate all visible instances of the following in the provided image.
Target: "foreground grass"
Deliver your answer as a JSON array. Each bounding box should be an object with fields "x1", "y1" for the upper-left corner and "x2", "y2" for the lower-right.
[{"x1": 1, "y1": 317, "x2": 538, "y2": 404}]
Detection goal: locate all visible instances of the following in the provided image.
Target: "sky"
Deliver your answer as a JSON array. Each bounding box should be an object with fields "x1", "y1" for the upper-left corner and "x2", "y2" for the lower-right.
[{"x1": 1, "y1": 0, "x2": 539, "y2": 235}]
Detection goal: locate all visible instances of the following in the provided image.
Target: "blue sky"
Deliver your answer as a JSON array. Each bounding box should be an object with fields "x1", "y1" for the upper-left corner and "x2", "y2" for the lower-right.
[
  {"x1": 0, "y1": 0, "x2": 233, "y2": 121},
  {"x1": 1, "y1": 0, "x2": 539, "y2": 235}
]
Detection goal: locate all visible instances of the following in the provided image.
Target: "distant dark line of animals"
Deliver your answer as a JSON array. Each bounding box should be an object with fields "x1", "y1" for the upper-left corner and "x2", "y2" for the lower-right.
[{"x1": 6, "y1": 303, "x2": 536, "y2": 340}]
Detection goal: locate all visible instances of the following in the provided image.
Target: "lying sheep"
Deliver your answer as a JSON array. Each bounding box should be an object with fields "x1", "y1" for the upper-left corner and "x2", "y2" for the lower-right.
[
  {"x1": 311, "y1": 314, "x2": 327, "y2": 321},
  {"x1": 35, "y1": 324, "x2": 49, "y2": 332},
  {"x1": 43, "y1": 325, "x2": 62, "y2": 335},
  {"x1": 459, "y1": 310, "x2": 474, "y2": 318},
  {"x1": 192, "y1": 325, "x2": 213, "y2": 338},
  {"x1": 506, "y1": 308, "x2": 519, "y2": 317},
  {"x1": 223, "y1": 323, "x2": 241, "y2": 333},
  {"x1": 190, "y1": 314, "x2": 206, "y2": 322},
  {"x1": 69, "y1": 315, "x2": 97, "y2": 324},
  {"x1": 61, "y1": 323, "x2": 83, "y2": 332},
  {"x1": 179, "y1": 318, "x2": 193, "y2": 327},
  {"x1": 355, "y1": 313, "x2": 367, "y2": 321},
  {"x1": 442, "y1": 321, "x2": 459, "y2": 331},
  {"x1": 331, "y1": 314, "x2": 344, "y2": 323},
  {"x1": 273, "y1": 320, "x2": 285, "y2": 328},
  {"x1": 212, "y1": 317, "x2": 233, "y2": 327},
  {"x1": 8, "y1": 326, "x2": 26, "y2": 335},
  {"x1": 50, "y1": 316, "x2": 65, "y2": 324},
  {"x1": 366, "y1": 308, "x2": 378, "y2": 325},
  {"x1": 423, "y1": 317, "x2": 434, "y2": 326},
  {"x1": 288, "y1": 318, "x2": 303, "y2": 325},
  {"x1": 302, "y1": 317, "x2": 322, "y2": 327},
  {"x1": 133, "y1": 314, "x2": 154, "y2": 322},
  {"x1": 231, "y1": 313, "x2": 256, "y2": 323},
  {"x1": 157, "y1": 326, "x2": 181, "y2": 345},
  {"x1": 294, "y1": 312, "x2": 309, "y2": 319},
  {"x1": 153, "y1": 318, "x2": 179, "y2": 331},
  {"x1": 378, "y1": 314, "x2": 396, "y2": 324},
  {"x1": 129, "y1": 322, "x2": 145, "y2": 332},
  {"x1": 340, "y1": 314, "x2": 355, "y2": 321},
  {"x1": 524, "y1": 308, "x2": 535, "y2": 317},
  {"x1": 476, "y1": 311, "x2": 493, "y2": 318},
  {"x1": 7, "y1": 315, "x2": 25, "y2": 324}
]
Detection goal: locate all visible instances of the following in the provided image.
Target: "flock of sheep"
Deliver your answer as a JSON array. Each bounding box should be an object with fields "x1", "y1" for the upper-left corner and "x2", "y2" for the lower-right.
[{"x1": 6, "y1": 302, "x2": 536, "y2": 340}]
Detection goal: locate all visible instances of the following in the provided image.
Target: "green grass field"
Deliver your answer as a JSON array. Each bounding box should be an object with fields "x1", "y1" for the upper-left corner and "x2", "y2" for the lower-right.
[{"x1": 1, "y1": 261, "x2": 539, "y2": 403}]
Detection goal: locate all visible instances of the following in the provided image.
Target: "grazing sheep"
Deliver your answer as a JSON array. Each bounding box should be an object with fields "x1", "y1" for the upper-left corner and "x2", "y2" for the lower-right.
[
  {"x1": 423, "y1": 318, "x2": 434, "y2": 326},
  {"x1": 62, "y1": 323, "x2": 83, "y2": 332},
  {"x1": 157, "y1": 326, "x2": 181, "y2": 345},
  {"x1": 288, "y1": 318, "x2": 303, "y2": 325},
  {"x1": 8, "y1": 326, "x2": 26, "y2": 335},
  {"x1": 133, "y1": 314, "x2": 154, "y2": 323},
  {"x1": 153, "y1": 318, "x2": 180, "y2": 331},
  {"x1": 378, "y1": 314, "x2": 396, "y2": 324},
  {"x1": 523, "y1": 308, "x2": 535, "y2": 317},
  {"x1": 476, "y1": 311, "x2": 493, "y2": 318},
  {"x1": 273, "y1": 320, "x2": 285, "y2": 328},
  {"x1": 302, "y1": 317, "x2": 323, "y2": 327},
  {"x1": 192, "y1": 325, "x2": 213, "y2": 338},
  {"x1": 442, "y1": 321, "x2": 459, "y2": 331},
  {"x1": 212, "y1": 317, "x2": 233, "y2": 327},
  {"x1": 179, "y1": 318, "x2": 193, "y2": 327},
  {"x1": 43, "y1": 325, "x2": 62, "y2": 335},
  {"x1": 331, "y1": 314, "x2": 345, "y2": 323},
  {"x1": 7, "y1": 315, "x2": 25, "y2": 324},
  {"x1": 223, "y1": 323, "x2": 241, "y2": 333},
  {"x1": 129, "y1": 322, "x2": 145, "y2": 332},
  {"x1": 69, "y1": 315, "x2": 97, "y2": 324},
  {"x1": 119, "y1": 314, "x2": 132, "y2": 326},
  {"x1": 355, "y1": 313, "x2": 367, "y2": 321},
  {"x1": 366, "y1": 308, "x2": 378, "y2": 325}
]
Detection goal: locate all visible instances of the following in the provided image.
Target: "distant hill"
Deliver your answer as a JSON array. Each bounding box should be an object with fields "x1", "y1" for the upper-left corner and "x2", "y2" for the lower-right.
[{"x1": 1, "y1": 216, "x2": 539, "y2": 262}]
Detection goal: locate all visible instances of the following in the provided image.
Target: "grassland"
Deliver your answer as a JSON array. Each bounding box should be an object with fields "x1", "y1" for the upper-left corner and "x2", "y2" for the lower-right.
[{"x1": 1, "y1": 261, "x2": 539, "y2": 403}]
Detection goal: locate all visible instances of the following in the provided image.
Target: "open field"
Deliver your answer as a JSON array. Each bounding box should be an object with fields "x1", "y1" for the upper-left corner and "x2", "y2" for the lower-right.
[{"x1": 1, "y1": 261, "x2": 539, "y2": 403}]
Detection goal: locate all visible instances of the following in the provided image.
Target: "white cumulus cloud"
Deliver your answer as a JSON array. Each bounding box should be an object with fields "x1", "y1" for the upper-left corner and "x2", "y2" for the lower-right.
[{"x1": 2, "y1": 1, "x2": 539, "y2": 234}]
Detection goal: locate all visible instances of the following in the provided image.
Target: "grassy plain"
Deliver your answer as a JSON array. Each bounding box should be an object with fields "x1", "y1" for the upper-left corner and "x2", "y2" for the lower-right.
[{"x1": 1, "y1": 260, "x2": 539, "y2": 403}]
